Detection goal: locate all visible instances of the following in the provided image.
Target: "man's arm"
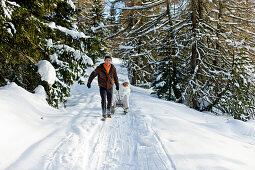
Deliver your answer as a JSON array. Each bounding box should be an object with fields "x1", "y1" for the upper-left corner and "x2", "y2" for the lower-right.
[
  {"x1": 113, "y1": 67, "x2": 119, "y2": 89},
  {"x1": 88, "y1": 67, "x2": 99, "y2": 85}
]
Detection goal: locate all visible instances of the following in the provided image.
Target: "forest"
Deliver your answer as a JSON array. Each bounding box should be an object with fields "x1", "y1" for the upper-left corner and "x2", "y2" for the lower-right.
[{"x1": 0, "y1": 0, "x2": 254, "y2": 121}]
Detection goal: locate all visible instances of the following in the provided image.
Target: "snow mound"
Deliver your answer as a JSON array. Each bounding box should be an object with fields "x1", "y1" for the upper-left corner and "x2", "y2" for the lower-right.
[
  {"x1": 34, "y1": 85, "x2": 47, "y2": 99},
  {"x1": 0, "y1": 83, "x2": 62, "y2": 169},
  {"x1": 227, "y1": 119, "x2": 255, "y2": 137},
  {"x1": 37, "y1": 60, "x2": 56, "y2": 85}
]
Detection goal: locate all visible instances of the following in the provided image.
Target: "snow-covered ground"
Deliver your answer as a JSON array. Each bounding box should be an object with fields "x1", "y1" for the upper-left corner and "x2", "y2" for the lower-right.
[{"x1": 1, "y1": 58, "x2": 255, "y2": 170}]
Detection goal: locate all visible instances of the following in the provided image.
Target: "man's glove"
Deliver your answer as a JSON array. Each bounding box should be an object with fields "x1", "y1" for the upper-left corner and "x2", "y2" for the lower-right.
[
  {"x1": 116, "y1": 86, "x2": 119, "y2": 91},
  {"x1": 87, "y1": 83, "x2": 91, "y2": 88}
]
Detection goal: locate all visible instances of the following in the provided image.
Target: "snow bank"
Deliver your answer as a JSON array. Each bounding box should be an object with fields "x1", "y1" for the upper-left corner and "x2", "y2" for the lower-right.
[
  {"x1": 131, "y1": 85, "x2": 255, "y2": 170},
  {"x1": 0, "y1": 83, "x2": 64, "y2": 169}
]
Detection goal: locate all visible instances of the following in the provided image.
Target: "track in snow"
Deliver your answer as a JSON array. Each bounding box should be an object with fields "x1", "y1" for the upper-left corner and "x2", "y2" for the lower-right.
[
  {"x1": 7, "y1": 59, "x2": 175, "y2": 170},
  {"x1": 41, "y1": 85, "x2": 175, "y2": 170}
]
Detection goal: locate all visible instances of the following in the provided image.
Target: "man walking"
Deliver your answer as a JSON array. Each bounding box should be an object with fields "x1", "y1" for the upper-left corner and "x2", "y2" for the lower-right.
[{"x1": 87, "y1": 56, "x2": 119, "y2": 120}]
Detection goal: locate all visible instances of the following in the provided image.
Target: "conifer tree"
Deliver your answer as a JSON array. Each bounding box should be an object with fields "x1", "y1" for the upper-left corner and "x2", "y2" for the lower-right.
[
  {"x1": 76, "y1": 0, "x2": 107, "y2": 64},
  {"x1": 116, "y1": 0, "x2": 161, "y2": 87},
  {"x1": 0, "y1": 0, "x2": 47, "y2": 91},
  {"x1": 152, "y1": 0, "x2": 184, "y2": 101},
  {"x1": 0, "y1": 0, "x2": 93, "y2": 108},
  {"x1": 113, "y1": 0, "x2": 255, "y2": 120},
  {"x1": 208, "y1": 0, "x2": 255, "y2": 120}
]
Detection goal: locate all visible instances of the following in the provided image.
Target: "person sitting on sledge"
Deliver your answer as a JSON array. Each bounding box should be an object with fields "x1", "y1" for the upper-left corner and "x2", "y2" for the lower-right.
[{"x1": 112, "y1": 81, "x2": 130, "y2": 114}]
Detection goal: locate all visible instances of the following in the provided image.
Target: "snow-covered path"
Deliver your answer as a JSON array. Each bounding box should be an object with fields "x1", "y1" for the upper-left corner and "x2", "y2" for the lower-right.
[
  {"x1": 39, "y1": 58, "x2": 175, "y2": 170},
  {"x1": 1, "y1": 58, "x2": 255, "y2": 170}
]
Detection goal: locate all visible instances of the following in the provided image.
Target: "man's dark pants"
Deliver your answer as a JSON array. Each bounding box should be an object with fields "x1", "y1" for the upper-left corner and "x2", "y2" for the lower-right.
[{"x1": 99, "y1": 87, "x2": 113, "y2": 117}]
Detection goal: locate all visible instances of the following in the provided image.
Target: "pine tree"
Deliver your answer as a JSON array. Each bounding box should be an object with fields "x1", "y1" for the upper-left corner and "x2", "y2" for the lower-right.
[
  {"x1": 0, "y1": 0, "x2": 46, "y2": 91},
  {"x1": 42, "y1": 0, "x2": 93, "y2": 107},
  {"x1": 171, "y1": 0, "x2": 255, "y2": 119},
  {"x1": 0, "y1": 0, "x2": 93, "y2": 108},
  {"x1": 152, "y1": 0, "x2": 184, "y2": 101},
  {"x1": 209, "y1": 0, "x2": 255, "y2": 120},
  {"x1": 112, "y1": 0, "x2": 255, "y2": 120},
  {"x1": 104, "y1": 0, "x2": 122, "y2": 57},
  {"x1": 116, "y1": 0, "x2": 161, "y2": 87},
  {"x1": 76, "y1": 0, "x2": 107, "y2": 64}
]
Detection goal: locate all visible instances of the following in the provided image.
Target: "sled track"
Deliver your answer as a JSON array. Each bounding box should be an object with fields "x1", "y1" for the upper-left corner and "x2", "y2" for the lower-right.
[
  {"x1": 133, "y1": 110, "x2": 175, "y2": 170},
  {"x1": 43, "y1": 89, "x2": 176, "y2": 170},
  {"x1": 84, "y1": 109, "x2": 175, "y2": 170}
]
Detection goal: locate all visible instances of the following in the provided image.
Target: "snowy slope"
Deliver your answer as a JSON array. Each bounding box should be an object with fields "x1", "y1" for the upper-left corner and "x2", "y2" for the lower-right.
[{"x1": 1, "y1": 58, "x2": 255, "y2": 170}]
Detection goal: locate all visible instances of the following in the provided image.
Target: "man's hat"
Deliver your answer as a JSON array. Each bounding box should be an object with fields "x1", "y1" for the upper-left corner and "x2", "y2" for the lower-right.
[{"x1": 104, "y1": 56, "x2": 112, "y2": 60}]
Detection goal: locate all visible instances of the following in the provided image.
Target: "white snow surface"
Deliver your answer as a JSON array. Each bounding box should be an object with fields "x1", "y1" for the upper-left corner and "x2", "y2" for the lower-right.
[
  {"x1": 37, "y1": 60, "x2": 56, "y2": 85},
  {"x1": 1, "y1": 58, "x2": 255, "y2": 170}
]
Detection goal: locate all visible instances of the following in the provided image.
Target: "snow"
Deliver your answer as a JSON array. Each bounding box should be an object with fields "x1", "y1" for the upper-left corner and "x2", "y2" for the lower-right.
[
  {"x1": 8, "y1": 22, "x2": 16, "y2": 33},
  {"x1": 6, "y1": 28, "x2": 12, "y2": 35},
  {"x1": 1, "y1": 0, "x2": 12, "y2": 19},
  {"x1": 0, "y1": 83, "x2": 64, "y2": 169},
  {"x1": 46, "y1": 39, "x2": 53, "y2": 47},
  {"x1": 34, "y1": 85, "x2": 47, "y2": 99},
  {"x1": 66, "y1": 0, "x2": 76, "y2": 10},
  {"x1": 1, "y1": 58, "x2": 255, "y2": 170},
  {"x1": 234, "y1": 82, "x2": 240, "y2": 88},
  {"x1": 103, "y1": 0, "x2": 124, "y2": 20},
  {"x1": 37, "y1": 60, "x2": 56, "y2": 85},
  {"x1": 1, "y1": 0, "x2": 20, "y2": 19},
  {"x1": 48, "y1": 43, "x2": 93, "y2": 66},
  {"x1": 46, "y1": 22, "x2": 90, "y2": 39},
  {"x1": 118, "y1": 45, "x2": 135, "y2": 50}
]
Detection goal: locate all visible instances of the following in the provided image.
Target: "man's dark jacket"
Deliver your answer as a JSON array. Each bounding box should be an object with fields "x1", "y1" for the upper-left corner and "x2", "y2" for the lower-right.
[{"x1": 88, "y1": 63, "x2": 119, "y2": 89}]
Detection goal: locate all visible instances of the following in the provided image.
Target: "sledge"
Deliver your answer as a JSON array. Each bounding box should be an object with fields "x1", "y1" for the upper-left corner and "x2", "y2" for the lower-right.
[{"x1": 111, "y1": 91, "x2": 127, "y2": 114}]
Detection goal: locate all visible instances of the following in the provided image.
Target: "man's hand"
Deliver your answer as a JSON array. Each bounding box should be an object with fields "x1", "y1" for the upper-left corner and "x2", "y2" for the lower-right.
[
  {"x1": 116, "y1": 86, "x2": 119, "y2": 91},
  {"x1": 87, "y1": 83, "x2": 91, "y2": 88}
]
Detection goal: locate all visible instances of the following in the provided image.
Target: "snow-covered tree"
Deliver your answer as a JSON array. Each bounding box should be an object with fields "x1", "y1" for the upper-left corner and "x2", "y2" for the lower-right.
[
  {"x1": 208, "y1": 0, "x2": 255, "y2": 120},
  {"x1": 152, "y1": 0, "x2": 185, "y2": 101},
  {"x1": 116, "y1": 0, "x2": 163, "y2": 87},
  {"x1": 113, "y1": 0, "x2": 255, "y2": 120},
  {"x1": 75, "y1": 0, "x2": 108, "y2": 64},
  {"x1": 0, "y1": 0, "x2": 43, "y2": 89},
  {"x1": 0, "y1": 0, "x2": 93, "y2": 108},
  {"x1": 172, "y1": 0, "x2": 255, "y2": 119}
]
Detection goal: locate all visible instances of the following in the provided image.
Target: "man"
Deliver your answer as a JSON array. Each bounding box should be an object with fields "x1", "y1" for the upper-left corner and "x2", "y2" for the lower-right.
[
  {"x1": 112, "y1": 81, "x2": 130, "y2": 114},
  {"x1": 87, "y1": 56, "x2": 119, "y2": 120}
]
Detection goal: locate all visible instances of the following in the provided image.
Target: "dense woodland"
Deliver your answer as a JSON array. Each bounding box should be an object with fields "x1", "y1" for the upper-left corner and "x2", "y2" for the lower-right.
[{"x1": 0, "y1": 0, "x2": 254, "y2": 121}]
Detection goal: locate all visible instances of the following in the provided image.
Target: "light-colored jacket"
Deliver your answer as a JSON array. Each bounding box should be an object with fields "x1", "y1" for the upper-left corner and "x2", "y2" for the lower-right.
[{"x1": 115, "y1": 83, "x2": 130, "y2": 100}]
